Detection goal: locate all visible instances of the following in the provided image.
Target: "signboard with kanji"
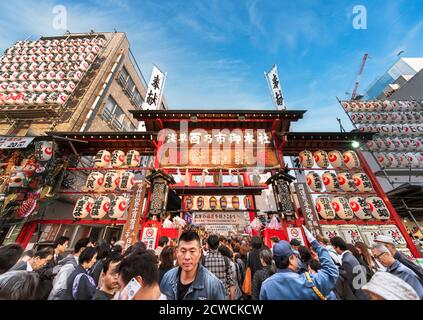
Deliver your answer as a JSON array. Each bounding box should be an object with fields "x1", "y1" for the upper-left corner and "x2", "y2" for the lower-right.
[
  {"x1": 141, "y1": 227, "x2": 158, "y2": 250},
  {"x1": 293, "y1": 183, "x2": 322, "y2": 237},
  {"x1": 0, "y1": 137, "x2": 34, "y2": 149}
]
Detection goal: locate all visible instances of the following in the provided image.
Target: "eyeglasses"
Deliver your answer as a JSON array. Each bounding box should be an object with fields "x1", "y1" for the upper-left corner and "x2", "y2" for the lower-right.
[{"x1": 374, "y1": 252, "x2": 387, "y2": 260}]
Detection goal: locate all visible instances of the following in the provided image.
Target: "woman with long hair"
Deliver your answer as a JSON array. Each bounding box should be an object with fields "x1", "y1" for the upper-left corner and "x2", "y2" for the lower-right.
[
  {"x1": 158, "y1": 246, "x2": 175, "y2": 283},
  {"x1": 354, "y1": 241, "x2": 378, "y2": 272}
]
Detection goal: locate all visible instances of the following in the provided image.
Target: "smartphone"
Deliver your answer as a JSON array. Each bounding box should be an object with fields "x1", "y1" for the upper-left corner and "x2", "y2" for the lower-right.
[{"x1": 122, "y1": 277, "x2": 142, "y2": 300}]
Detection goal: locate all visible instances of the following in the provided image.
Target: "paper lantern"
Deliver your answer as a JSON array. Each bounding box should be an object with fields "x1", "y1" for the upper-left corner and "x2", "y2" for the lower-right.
[
  {"x1": 376, "y1": 153, "x2": 391, "y2": 167},
  {"x1": 349, "y1": 197, "x2": 372, "y2": 220},
  {"x1": 366, "y1": 197, "x2": 391, "y2": 220},
  {"x1": 397, "y1": 153, "x2": 410, "y2": 167},
  {"x1": 392, "y1": 138, "x2": 405, "y2": 151},
  {"x1": 90, "y1": 196, "x2": 111, "y2": 219},
  {"x1": 84, "y1": 171, "x2": 104, "y2": 192},
  {"x1": 343, "y1": 150, "x2": 360, "y2": 169},
  {"x1": 108, "y1": 196, "x2": 128, "y2": 219},
  {"x1": 328, "y1": 150, "x2": 343, "y2": 168},
  {"x1": 315, "y1": 197, "x2": 336, "y2": 220},
  {"x1": 185, "y1": 195, "x2": 193, "y2": 210},
  {"x1": 366, "y1": 140, "x2": 377, "y2": 151},
  {"x1": 197, "y1": 196, "x2": 204, "y2": 210},
  {"x1": 413, "y1": 112, "x2": 422, "y2": 122},
  {"x1": 93, "y1": 150, "x2": 110, "y2": 168},
  {"x1": 72, "y1": 196, "x2": 94, "y2": 219},
  {"x1": 322, "y1": 171, "x2": 340, "y2": 192},
  {"x1": 364, "y1": 113, "x2": 373, "y2": 123},
  {"x1": 78, "y1": 60, "x2": 89, "y2": 71},
  {"x1": 386, "y1": 153, "x2": 399, "y2": 168},
  {"x1": 34, "y1": 141, "x2": 54, "y2": 162},
  {"x1": 244, "y1": 196, "x2": 252, "y2": 209},
  {"x1": 103, "y1": 170, "x2": 120, "y2": 191},
  {"x1": 417, "y1": 155, "x2": 423, "y2": 168},
  {"x1": 111, "y1": 150, "x2": 126, "y2": 168},
  {"x1": 352, "y1": 173, "x2": 373, "y2": 192},
  {"x1": 119, "y1": 171, "x2": 135, "y2": 191},
  {"x1": 337, "y1": 172, "x2": 356, "y2": 192},
  {"x1": 306, "y1": 171, "x2": 323, "y2": 192},
  {"x1": 405, "y1": 152, "x2": 419, "y2": 167},
  {"x1": 313, "y1": 150, "x2": 329, "y2": 168},
  {"x1": 126, "y1": 150, "x2": 141, "y2": 167},
  {"x1": 338, "y1": 225, "x2": 365, "y2": 244},
  {"x1": 331, "y1": 197, "x2": 354, "y2": 220},
  {"x1": 299, "y1": 150, "x2": 314, "y2": 168},
  {"x1": 232, "y1": 196, "x2": 240, "y2": 210},
  {"x1": 210, "y1": 196, "x2": 218, "y2": 210},
  {"x1": 218, "y1": 196, "x2": 227, "y2": 210}
]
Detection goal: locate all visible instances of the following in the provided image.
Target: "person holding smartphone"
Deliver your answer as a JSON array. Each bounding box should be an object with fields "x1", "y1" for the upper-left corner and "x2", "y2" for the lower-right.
[
  {"x1": 117, "y1": 251, "x2": 166, "y2": 300},
  {"x1": 160, "y1": 231, "x2": 226, "y2": 300}
]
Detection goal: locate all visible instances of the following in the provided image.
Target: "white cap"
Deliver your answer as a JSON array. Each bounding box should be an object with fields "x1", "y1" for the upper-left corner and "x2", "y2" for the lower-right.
[
  {"x1": 362, "y1": 272, "x2": 419, "y2": 300},
  {"x1": 374, "y1": 235, "x2": 395, "y2": 245}
]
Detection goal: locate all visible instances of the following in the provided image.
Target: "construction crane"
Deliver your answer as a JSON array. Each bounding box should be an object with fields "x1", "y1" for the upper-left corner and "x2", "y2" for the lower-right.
[{"x1": 350, "y1": 53, "x2": 368, "y2": 100}]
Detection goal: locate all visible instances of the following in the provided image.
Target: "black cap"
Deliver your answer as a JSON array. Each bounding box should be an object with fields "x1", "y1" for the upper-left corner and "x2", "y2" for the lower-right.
[{"x1": 290, "y1": 239, "x2": 301, "y2": 246}]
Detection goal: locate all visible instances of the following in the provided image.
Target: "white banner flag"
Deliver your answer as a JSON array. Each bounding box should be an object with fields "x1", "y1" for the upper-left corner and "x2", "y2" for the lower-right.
[
  {"x1": 265, "y1": 64, "x2": 286, "y2": 110},
  {"x1": 141, "y1": 65, "x2": 166, "y2": 111}
]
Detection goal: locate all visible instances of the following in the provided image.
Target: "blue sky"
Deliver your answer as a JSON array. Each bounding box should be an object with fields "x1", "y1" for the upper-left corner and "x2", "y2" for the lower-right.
[{"x1": 1, "y1": 0, "x2": 423, "y2": 131}]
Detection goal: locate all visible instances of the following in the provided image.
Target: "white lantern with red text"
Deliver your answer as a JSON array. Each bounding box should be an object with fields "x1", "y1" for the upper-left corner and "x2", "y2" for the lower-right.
[
  {"x1": 94, "y1": 150, "x2": 111, "y2": 168},
  {"x1": 376, "y1": 153, "x2": 391, "y2": 167},
  {"x1": 405, "y1": 152, "x2": 419, "y2": 167},
  {"x1": 72, "y1": 196, "x2": 94, "y2": 220},
  {"x1": 331, "y1": 197, "x2": 354, "y2": 220},
  {"x1": 90, "y1": 196, "x2": 111, "y2": 220},
  {"x1": 366, "y1": 197, "x2": 391, "y2": 220},
  {"x1": 337, "y1": 172, "x2": 357, "y2": 192},
  {"x1": 343, "y1": 150, "x2": 360, "y2": 169},
  {"x1": 306, "y1": 171, "x2": 323, "y2": 192},
  {"x1": 328, "y1": 150, "x2": 343, "y2": 168},
  {"x1": 111, "y1": 150, "x2": 126, "y2": 168},
  {"x1": 316, "y1": 197, "x2": 336, "y2": 220},
  {"x1": 84, "y1": 171, "x2": 104, "y2": 192},
  {"x1": 349, "y1": 197, "x2": 372, "y2": 220},
  {"x1": 299, "y1": 150, "x2": 314, "y2": 168},
  {"x1": 119, "y1": 171, "x2": 135, "y2": 191},
  {"x1": 108, "y1": 196, "x2": 128, "y2": 219},
  {"x1": 126, "y1": 150, "x2": 141, "y2": 167},
  {"x1": 103, "y1": 171, "x2": 120, "y2": 192},
  {"x1": 352, "y1": 173, "x2": 373, "y2": 192},
  {"x1": 34, "y1": 141, "x2": 54, "y2": 162},
  {"x1": 397, "y1": 153, "x2": 410, "y2": 167},
  {"x1": 322, "y1": 171, "x2": 340, "y2": 192},
  {"x1": 313, "y1": 150, "x2": 329, "y2": 168}
]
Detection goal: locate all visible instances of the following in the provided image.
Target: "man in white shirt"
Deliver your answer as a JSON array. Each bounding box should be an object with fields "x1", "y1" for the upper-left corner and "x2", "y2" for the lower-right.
[{"x1": 11, "y1": 247, "x2": 53, "y2": 272}]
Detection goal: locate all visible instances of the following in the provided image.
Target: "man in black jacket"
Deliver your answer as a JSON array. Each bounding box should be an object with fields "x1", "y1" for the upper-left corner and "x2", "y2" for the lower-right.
[
  {"x1": 92, "y1": 253, "x2": 122, "y2": 300},
  {"x1": 374, "y1": 235, "x2": 423, "y2": 282},
  {"x1": 330, "y1": 237, "x2": 369, "y2": 300}
]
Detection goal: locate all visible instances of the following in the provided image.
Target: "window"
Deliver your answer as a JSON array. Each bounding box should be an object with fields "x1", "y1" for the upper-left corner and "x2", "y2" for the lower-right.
[
  {"x1": 127, "y1": 77, "x2": 135, "y2": 94},
  {"x1": 119, "y1": 67, "x2": 129, "y2": 86},
  {"x1": 103, "y1": 96, "x2": 125, "y2": 130}
]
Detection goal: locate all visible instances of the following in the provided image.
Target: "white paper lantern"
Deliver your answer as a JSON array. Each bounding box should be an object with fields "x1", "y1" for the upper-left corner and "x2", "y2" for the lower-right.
[
  {"x1": 392, "y1": 138, "x2": 405, "y2": 151},
  {"x1": 78, "y1": 60, "x2": 89, "y2": 71},
  {"x1": 386, "y1": 153, "x2": 399, "y2": 168},
  {"x1": 343, "y1": 150, "x2": 360, "y2": 169},
  {"x1": 111, "y1": 150, "x2": 126, "y2": 168},
  {"x1": 349, "y1": 197, "x2": 372, "y2": 220},
  {"x1": 352, "y1": 173, "x2": 373, "y2": 192},
  {"x1": 90, "y1": 196, "x2": 111, "y2": 219},
  {"x1": 313, "y1": 150, "x2": 329, "y2": 168},
  {"x1": 383, "y1": 138, "x2": 396, "y2": 151},
  {"x1": 34, "y1": 141, "x2": 54, "y2": 162},
  {"x1": 337, "y1": 172, "x2": 357, "y2": 192},
  {"x1": 376, "y1": 153, "x2": 391, "y2": 167},
  {"x1": 366, "y1": 197, "x2": 390, "y2": 220},
  {"x1": 322, "y1": 171, "x2": 340, "y2": 192},
  {"x1": 103, "y1": 171, "x2": 120, "y2": 192},
  {"x1": 126, "y1": 150, "x2": 141, "y2": 167},
  {"x1": 299, "y1": 150, "x2": 314, "y2": 168},
  {"x1": 108, "y1": 195, "x2": 128, "y2": 219},
  {"x1": 405, "y1": 152, "x2": 419, "y2": 167},
  {"x1": 84, "y1": 171, "x2": 104, "y2": 192},
  {"x1": 331, "y1": 197, "x2": 354, "y2": 220},
  {"x1": 316, "y1": 196, "x2": 336, "y2": 220},
  {"x1": 397, "y1": 153, "x2": 410, "y2": 167},
  {"x1": 306, "y1": 171, "x2": 323, "y2": 192},
  {"x1": 364, "y1": 113, "x2": 373, "y2": 123},
  {"x1": 366, "y1": 140, "x2": 377, "y2": 151},
  {"x1": 328, "y1": 150, "x2": 344, "y2": 168},
  {"x1": 119, "y1": 171, "x2": 135, "y2": 191},
  {"x1": 94, "y1": 150, "x2": 111, "y2": 168},
  {"x1": 72, "y1": 196, "x2": 94, "y2": 219}
]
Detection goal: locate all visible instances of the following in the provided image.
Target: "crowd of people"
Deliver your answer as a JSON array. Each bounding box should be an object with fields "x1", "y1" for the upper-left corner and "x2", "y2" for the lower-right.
[{"x1": 0, "y1": 226, "x2": 422, "y2": 300}]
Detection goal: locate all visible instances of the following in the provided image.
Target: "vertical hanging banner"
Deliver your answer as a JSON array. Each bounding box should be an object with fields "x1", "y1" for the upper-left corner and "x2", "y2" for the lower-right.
[
  {"x1": 141, "y1": 65, "x2": 166, "y2": 111},
  {"x1": 265, "y1": 64, "x2": 286, "y2": 110},
  {"x1": 293, "y1": 183, "x2": 322, "y2": 237},
  {"x1": 121, "y1": 182, "x2": 147, "y2": 251}
]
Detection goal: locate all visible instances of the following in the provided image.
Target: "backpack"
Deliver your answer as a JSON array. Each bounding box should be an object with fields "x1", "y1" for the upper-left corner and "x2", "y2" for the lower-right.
[{"x1": 48, "y1": 263, "x2": 76, "y2": 300}]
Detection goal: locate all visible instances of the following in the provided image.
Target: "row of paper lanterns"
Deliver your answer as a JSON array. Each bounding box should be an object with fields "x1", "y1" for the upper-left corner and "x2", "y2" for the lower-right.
[
  {"x1": 316, "y1": 196, "x2": 390, "y2": 220},
  {"x1": 84, "y1": 170, "x2": 136, "y2": 192},
  {"x1": 321, "y1": 224, "x2": 407, "y2": 248},
  {"x1": 0, "y1": 92, "x2": 68, "y2": 105},
  {"x1": 184, "y1": 195, "x2": 253, "y2": 211},
  {"x1": 359, "y1": 124, "x2": 423, "y2": 136},
  {"x1": 341, "y1": 100, "x2": 423, "y2": 112},
  {"x1": 0, "y1": 60, "x2": 91, "y2": 73},
  {"x1": 1, "y1": 70, "x2": 83, "y2": 82},
  {"x1": 3, "y1": 46, "x2": 102, "y2": 58},
  {"x1": 376, "y1": 152, "x2": 423, "y2": 168},
  {"x1": 1, "y1": 52, "x2": 97, "y2": 65},
  {"x1": 366, "y1": 137, "x2": 423, "y2": 152},
  {"x1": 94, "y1": 150, "x2": 141, "y2": 168},
  {"x1": 306, "y1": 170, "x2": 373, "y2": 193},
  {"x1": 299, "y1": 150, "x2": 360, "y2": 169},
  {"x1": 11, "y1": 38, "x2": 106, "y2": 49},
  {"x1": 351, "y1": 112, "x2": 423, "y2": 124},
  {"x1": 72, "y1": 194, "x2": 128, "y2": 220},
  {"x1": 0, "y1": 80, "x2": 76, "y2": 93}
]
